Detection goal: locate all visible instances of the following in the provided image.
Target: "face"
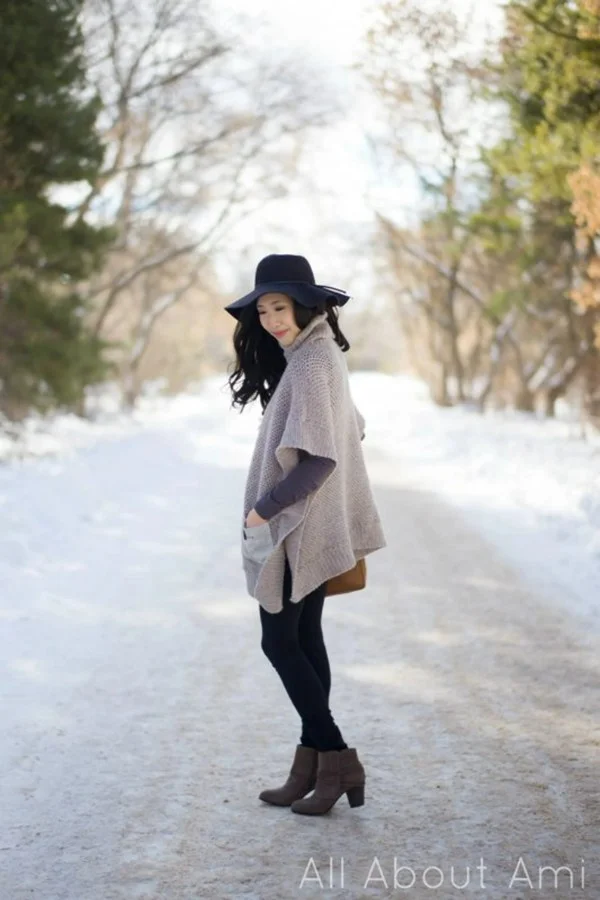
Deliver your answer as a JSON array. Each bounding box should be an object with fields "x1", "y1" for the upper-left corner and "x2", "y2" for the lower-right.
[{"x1": 255, "y1": 292, "x2": 302, "y2": 347}]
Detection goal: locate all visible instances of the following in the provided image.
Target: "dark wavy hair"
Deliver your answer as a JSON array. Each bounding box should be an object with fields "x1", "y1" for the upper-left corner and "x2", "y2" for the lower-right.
[{"x1": 225, "y1": 296, "x2": 350, "y2": 413}]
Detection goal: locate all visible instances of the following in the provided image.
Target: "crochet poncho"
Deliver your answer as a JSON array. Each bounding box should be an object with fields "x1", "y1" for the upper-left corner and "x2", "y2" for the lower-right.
[{"x1": 241, "y1": 311, "x2": 387, "y2": 613}]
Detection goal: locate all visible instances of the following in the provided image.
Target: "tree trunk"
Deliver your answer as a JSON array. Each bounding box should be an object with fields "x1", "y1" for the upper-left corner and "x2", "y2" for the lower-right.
[
  {"x1": 431, "y1": 363, "x2": 452, "y2": 407},
  {"x1": 514, "y1": 387, "x2": 535, "y2": 412},
  {"x1": 445, "y1": 268, "x2": 465, "y2": 402},
  {"x1": 536, "y1": 385, "x2": 563, "y2": 418},
  {"x1": 582, "y1": 347, "x2": 600, "y2": 424}
]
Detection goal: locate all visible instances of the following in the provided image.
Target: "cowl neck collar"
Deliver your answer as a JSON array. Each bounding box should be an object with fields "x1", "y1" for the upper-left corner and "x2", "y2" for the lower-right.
[{"x1": 283, "y1": 312, "x2": 330, "y2": 362}]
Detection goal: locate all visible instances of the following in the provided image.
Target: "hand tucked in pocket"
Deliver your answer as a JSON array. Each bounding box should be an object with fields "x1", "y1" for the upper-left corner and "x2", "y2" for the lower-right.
[{"x1": 245, "y1": 508, "x2": 269, "y2": 528}]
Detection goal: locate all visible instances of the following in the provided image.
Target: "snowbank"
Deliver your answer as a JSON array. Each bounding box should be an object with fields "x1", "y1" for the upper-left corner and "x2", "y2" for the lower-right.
[{"x1": 1, "y1": 371, "x2": 599, "y2": 627}]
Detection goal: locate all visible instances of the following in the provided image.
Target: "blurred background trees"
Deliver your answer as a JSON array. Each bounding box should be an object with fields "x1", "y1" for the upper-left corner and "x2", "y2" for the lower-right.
[
  {"x1": 361, "y1": 0, "x2": 600, "y2": 423},
  {"x1": 77, "y1": 0, "x2": 347, "y2": 408},
  {"x1": 1, "y1": 0, "x2": 599, "y2": 428}
]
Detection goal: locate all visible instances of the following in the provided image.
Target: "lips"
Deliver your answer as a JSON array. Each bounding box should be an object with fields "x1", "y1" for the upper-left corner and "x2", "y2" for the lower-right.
[{"x1": 273, "y1": 330, "x2": 288, "y2": 337}]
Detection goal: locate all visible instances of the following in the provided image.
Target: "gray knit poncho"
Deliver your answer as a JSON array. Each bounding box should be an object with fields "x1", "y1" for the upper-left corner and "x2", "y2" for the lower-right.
[{"x1": 241, "y1": 311, "x2": 387, "y2": 613}]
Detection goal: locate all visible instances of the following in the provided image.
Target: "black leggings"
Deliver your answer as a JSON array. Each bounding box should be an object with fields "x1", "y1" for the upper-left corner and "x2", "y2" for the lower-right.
[{"x1": 259, "y1": 554, "x2": 347, "y2": 752}]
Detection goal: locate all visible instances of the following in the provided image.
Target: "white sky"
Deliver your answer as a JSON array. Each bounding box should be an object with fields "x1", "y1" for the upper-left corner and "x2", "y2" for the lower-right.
[
  {"x1": 60, "y1": 0, "x2": 505, "y2": 306},
  {"x1": 218, "y1": 0, "x2": 378, "y2": 66},
  {"x1": 218, "y1": 0, "x2": 503, "y2": 65},
  {"x1": 212, "y1": 0, "x2": 506, "y2": 300}
]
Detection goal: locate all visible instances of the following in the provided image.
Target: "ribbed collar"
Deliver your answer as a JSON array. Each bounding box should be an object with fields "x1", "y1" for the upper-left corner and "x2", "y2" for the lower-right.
[{"x1": 283, "y1": 312, "x2": 330, "y2": 362}]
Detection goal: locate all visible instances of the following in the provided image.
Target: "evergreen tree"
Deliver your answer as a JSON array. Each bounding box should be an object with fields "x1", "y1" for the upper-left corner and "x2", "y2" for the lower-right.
[
  {"x1": 475, "y1": 0, "x2": 600, "y2": 413},
  {"x1": 0, "y1": 0, "x2": 116, "y2": 420}
]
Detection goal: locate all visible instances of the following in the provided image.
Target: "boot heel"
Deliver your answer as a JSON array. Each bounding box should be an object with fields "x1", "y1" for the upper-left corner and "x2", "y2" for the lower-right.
[{"x1": 346, "y1": 785, "x2": 364, "y2": 807}]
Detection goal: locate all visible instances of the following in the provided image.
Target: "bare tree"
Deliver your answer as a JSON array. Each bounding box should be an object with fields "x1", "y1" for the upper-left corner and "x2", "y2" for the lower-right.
[
  {"x1": 355, "y1": 0, "x2": 513, "y2": 407},
  {"x1": 77, "y1": 0, "x2": 346, "y2": 406}
]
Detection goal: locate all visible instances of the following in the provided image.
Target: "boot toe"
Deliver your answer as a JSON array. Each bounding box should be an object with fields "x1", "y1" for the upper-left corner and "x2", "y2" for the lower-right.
[
  {"x1": 259, "y1": 790, "x2": 291, "y2": 806},
  {"x1": 291, "y1": 796, "x2": 322, "y2": 815}
]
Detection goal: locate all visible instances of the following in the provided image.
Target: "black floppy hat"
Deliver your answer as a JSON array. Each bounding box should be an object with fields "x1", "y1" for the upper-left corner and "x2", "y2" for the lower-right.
[{"x1": 224, "y1": 254, "x2": 351, "y2": 321}]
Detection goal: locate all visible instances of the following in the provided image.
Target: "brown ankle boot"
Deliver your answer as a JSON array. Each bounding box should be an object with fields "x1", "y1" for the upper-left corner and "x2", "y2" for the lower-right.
[
  {"x1": 259, "y1": 745, "x2": 318, "y2": 807},
  {"x1": 290, "y1": 748, "x2": 365, "y2": 816}
]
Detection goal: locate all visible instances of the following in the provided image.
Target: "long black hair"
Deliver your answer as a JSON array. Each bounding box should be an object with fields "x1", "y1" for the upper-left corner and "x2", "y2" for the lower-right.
[{"x1": 226, "y1": 296, "x2": 350, "y2": 413}]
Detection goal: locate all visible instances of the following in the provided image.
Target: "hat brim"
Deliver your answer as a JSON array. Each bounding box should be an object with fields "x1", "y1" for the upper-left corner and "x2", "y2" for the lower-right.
[{"x1": 224, "y1": 281, "x2": 350, "y2": 320}]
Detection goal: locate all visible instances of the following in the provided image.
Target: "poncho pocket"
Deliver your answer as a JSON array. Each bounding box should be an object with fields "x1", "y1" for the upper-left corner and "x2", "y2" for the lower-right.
[{"x1": 242, "y1": 521, "x2": 275, "y2": 565}]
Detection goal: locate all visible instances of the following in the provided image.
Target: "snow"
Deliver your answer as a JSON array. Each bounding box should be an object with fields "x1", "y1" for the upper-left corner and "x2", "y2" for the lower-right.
[
  {"x1": 1, "y1": 372, "x2": 599, "y2": 898},
  {"x1": 7, "y1": 372, "x2": 597, "y2": 624},
  {"x1": 349, "y1": 372, "x2": 600, "y2": 627}
]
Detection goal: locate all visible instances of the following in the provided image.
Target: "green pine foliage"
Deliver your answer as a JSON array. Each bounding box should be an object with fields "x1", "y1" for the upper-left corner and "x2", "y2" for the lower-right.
[
  {"x1": 471, "y1": 0, "x2": 600, "y2": 408},
  {"x1": 0, "y1": 0, "x2": 116, "y2": 419},
  {"x1": 489, "y1": 0, "x2": 600, "y2": 203}
]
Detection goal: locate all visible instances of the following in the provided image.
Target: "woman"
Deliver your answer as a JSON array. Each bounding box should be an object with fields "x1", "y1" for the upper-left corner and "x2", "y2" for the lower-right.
[{"x1": 224, "y1": 254, "x2": 387, "y2": 816}]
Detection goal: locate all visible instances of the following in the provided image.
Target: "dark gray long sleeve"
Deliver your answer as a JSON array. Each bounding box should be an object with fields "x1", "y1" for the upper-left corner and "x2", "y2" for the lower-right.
[
  {"x1": 253, "y1": 411, "x2": 365, "y2": 521},
  {"x1": 254, "y1": 451, "x2": 336, "y2": 520}
]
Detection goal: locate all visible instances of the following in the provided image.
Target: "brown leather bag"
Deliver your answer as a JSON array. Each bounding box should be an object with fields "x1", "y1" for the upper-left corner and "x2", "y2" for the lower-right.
[{"x1": 325, "y1": 557, "x2": 366, "y2": 596}]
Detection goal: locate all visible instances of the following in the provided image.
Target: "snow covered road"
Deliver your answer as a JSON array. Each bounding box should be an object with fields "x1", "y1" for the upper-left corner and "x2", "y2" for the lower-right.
[{"x1": 1, "y1": 381, "x2": 599, "y2": 899}]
